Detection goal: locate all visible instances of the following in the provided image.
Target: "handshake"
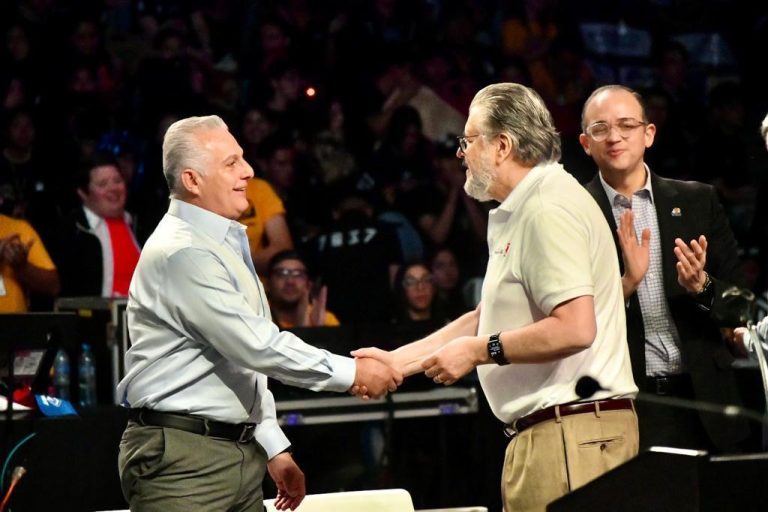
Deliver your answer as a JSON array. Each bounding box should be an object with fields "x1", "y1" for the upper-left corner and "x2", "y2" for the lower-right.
[{"x1": 347, "y1": 335, "x2": 484, "y2": 399}]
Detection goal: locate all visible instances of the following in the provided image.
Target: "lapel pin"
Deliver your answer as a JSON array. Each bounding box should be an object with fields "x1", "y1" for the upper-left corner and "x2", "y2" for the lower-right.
[{"x1": 671, "y1": 207, "x2": 682, "y2": 217}]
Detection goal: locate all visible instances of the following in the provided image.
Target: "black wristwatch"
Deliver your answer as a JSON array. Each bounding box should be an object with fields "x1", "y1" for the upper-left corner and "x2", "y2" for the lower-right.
[{"x1": 487, "y1": 332, "x2": 508, "y2": 365}]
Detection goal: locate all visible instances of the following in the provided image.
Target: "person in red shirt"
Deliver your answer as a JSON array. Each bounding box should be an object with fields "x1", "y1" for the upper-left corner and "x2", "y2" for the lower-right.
[{"x1": 51, "y1": 153, "x2": 141, "y2": 297}]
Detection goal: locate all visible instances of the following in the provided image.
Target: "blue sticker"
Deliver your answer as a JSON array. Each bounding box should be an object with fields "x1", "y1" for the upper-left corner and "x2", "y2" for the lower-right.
[{"x1": 34, "y1": 395, "x2": 78, "y2": 416}]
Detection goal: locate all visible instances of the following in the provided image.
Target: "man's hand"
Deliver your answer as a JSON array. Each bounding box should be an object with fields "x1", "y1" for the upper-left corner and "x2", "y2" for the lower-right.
[
  {"x1": 674, "y1": 236, "x2": 708, "y2": 293},
  {"x1": 350, "y1": 356, "x2": 403, "y2": 400},
  {"x1": 421, "y1": 336, "x2": 484, "y2": 386},
  {"x1": 308, "y1": 285, "x2": 328, "y2": 327},
  {"x1": 617, "y1": 210, "x2": 650, "y2": 296},
  {"x1": 267, "y1": 451, "x2": 305, "y2": 511}
]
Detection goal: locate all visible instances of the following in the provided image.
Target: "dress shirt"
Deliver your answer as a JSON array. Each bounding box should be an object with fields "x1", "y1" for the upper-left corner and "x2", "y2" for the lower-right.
[
  {"x1": 117, "y1": 198, "x2": 356, "y2": 457},
  {"x1": 599, "y1": 168, "x2": 683, "y2": 376}
]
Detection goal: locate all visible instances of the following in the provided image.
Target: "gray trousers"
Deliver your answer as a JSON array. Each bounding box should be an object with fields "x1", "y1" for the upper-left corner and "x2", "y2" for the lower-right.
[{"x1": 118, "y1": 421, "x2": 268, "y2": 511}]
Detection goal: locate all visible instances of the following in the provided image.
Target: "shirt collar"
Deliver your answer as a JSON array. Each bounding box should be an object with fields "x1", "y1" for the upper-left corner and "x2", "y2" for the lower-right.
[
  {"x1": 167, "y1": 198, "x2": 245, "y2": 244},
  {"x1": 82, "y1": 205, "x2": 134, "y2": 228},
  {"x1": 495, "y1": 161, "x2": 564, "y2": 214},
  {"x1": 598, "y1": 163, "x2": 654, "y2": 207},
  {"x1": 82, "y1": 205, "x2": 104, "y2": 229}
]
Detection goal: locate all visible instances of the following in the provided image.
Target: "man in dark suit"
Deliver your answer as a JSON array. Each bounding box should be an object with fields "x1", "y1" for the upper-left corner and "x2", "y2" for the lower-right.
[{"x1": 579, "y1": 84, "x2": 749, "y2": 453}]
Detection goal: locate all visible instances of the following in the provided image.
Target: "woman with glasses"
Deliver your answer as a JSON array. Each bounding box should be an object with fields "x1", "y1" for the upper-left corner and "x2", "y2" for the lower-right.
[{"x1": 392, "y1": 261, "x2": 448, "y2": 325}]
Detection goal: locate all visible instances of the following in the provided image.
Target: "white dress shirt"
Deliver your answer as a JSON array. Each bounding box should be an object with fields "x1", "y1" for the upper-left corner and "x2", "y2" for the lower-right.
[{"x1": 117, "y1": 199, "x2": 356, "y2": 457}]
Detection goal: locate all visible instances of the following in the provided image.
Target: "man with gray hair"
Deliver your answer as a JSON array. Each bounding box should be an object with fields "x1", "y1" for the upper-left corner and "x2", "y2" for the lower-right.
[
  {"x1": 353, "y1": 83, "x2": 638, "y2": 511},
  {"x1": 117, "y1": 115, "x2": 402, "y2": 511}
]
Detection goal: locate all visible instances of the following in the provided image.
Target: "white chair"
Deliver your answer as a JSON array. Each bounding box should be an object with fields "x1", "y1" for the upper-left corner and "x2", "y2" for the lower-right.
[
  {"x1": 417, "y1": 507, "x2": 488, "y2": 512},
  {"x1": 264, "y1": 488, "x2": 415, "y2": 511}
]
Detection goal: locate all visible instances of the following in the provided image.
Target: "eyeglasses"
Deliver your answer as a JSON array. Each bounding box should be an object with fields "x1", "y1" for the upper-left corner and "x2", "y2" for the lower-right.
[
  {"x1": 402, "y1": 276, "x2": 433, "y2": 288},
  {"x1": 271, "y1": 268, "x2": 308, "y2": 279},
  {"x1": 457, "y1": 132, "x2": 496, "y2": 152},
  {"x1": 585, "y1": 119, "x2": 647, "y2": 142}
]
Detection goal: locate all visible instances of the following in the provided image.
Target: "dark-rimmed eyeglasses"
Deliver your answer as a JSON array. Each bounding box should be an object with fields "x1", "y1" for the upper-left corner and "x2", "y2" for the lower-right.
[
  {"x1": 585, "y1": 119, "x2": 647, "y2": 142},
  {"x1": 457, "y1": 132, "x2": 497, "y2": 152},
  {"x1": 271, "y1": 268, "x2": 308, "y2": 279}
]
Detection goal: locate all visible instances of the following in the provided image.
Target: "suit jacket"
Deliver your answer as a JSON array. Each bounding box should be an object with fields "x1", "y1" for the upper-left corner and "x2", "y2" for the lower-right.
[{"x1": 585, "y1": 172, "x2": 750, "y2": 450}]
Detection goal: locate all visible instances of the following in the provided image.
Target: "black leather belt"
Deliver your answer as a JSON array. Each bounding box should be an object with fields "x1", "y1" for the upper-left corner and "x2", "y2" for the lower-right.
[
  {"x1": 646, "y1": 374, "x2": 693, "y2": 397},
  {"x1": 128, "y1": 408, "x2": 256, "y2": 443},
  {"x1": 505, "y1": 398, "x2": 634, "y2": 437}
]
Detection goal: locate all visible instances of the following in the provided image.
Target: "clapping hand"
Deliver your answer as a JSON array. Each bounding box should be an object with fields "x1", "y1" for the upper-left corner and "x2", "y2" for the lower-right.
[
  {"x1": 617, "y1": 210, "x2": 650, "y2": 292},
  {"x1": 674, "y1": 236, "x2": 708, "y2": 293}
]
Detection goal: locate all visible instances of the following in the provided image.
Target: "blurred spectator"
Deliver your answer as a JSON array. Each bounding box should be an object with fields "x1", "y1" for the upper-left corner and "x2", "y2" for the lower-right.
[
  {"x1": 429, "y1": 246, "x2": 469, "y2": 320},
  {"x1": 1, "y1": 23, "x2": 45, "y2": 112},
  {"x1": 133, "y1": 25, "x2": 204, "y2": 135},
  {"x1": 370, "y1": 105, "x2": 433, "y2": 201},
  {"x1": 0, "y1": 208, "x2": 60, "y2": 313},
  {"x1": 258, "y1": 133, "x2": 319, "y2": 240},
  {"x1": 392, "y1": 261, "x2": 448, "y2": 325},
  {"x1": 652, "y1": 38, "x2": 705, "y2": 139},
  {"x1": 694, "y1": 81, "x2": 768, "y2": 247},
  {"x1": 50, "y1": 152, "x2": 140, "y2": 297},
  {"x1": 309, "y1": 97, "x2": 357, "y2": 186},
  {"x1": 266, "y1": 249, "x2": 339, "y2": 329},
  {"x1": 398, "y1": 135, "x2": 488, "y2": 278},
  {"x1": 0, "y1": 108, "x2": 60, "y2": 233},
  {"x1": 302, "y1": 180, "x2": 401, "y2": 323},
  {"x1": 239, "y1": 106, "x2": 276, "y2": 166},
  {"x1": 239, "y1": 174, "x2": 293, "y2": 275},
  {"x1": 641, "y1": 86, "x2": 696, "y2": 181}
]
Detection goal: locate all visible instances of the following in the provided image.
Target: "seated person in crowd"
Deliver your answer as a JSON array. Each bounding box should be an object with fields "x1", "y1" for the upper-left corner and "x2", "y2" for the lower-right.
[
  {"x1": 266, "y1": 249, "x2": 339, "y2": 329},
  {"x1": 429, "y1": 246, "x2": 469, "y2": 320},
  {"x1": 0, "y1": 207, "x2": 60, "y2": 313},
  {"x1": 51, "y1": 153, "x2": 140, "y2": 297},
  {"x1": 392, "y1": 261, "x2": 448, "y2": 326},
  {"x1": 239, "y1": 175, "x2": 293, "y2": 274}
]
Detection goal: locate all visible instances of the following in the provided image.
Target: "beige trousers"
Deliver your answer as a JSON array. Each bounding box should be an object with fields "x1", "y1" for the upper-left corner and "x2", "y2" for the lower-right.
[{"x1": 501, "y1": 405, "x2": 639, "y2": 512}]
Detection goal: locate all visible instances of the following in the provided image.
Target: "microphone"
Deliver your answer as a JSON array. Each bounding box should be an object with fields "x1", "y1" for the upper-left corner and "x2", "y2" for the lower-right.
[
  {"x1": 575, "y1": 375, "x2": 768, "y2": 425},
  {"x1": 575, "y1": 376, "x2": 605, "y2": 400}
]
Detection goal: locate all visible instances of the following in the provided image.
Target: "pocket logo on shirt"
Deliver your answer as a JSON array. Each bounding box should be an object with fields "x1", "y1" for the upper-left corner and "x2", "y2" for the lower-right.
[{"x1": 493, "y1": 242, "x2": 511, "y2": 256}]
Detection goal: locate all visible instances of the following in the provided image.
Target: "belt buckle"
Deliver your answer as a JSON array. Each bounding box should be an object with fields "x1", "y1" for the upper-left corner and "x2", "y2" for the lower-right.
[
  {"x1": 503, "y1": 421, "x2": 518, "y2": 439},
  {"x1": 238, "y1": 424, "x2": 255, "y2": 443}
]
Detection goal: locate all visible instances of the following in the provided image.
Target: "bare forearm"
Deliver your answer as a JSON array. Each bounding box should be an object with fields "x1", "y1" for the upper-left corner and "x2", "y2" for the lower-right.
[
  {"x1": 16, "y1": 264, "x2": 60, "y2": 296},
  {"x1": 428, "y1": 192, "x2": 459, "y2": 244},
  {"x1": 393, "y1": 308, "x2": 479, "y2": 375},
  {"x1": 494, "y1": 317, "x2": 594, "y2": 364}
]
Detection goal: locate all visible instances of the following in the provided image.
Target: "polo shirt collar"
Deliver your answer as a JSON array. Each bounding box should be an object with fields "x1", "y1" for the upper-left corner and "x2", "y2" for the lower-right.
[{"x1": 495, "y1": 161, "x2": 563, "y2": 214}]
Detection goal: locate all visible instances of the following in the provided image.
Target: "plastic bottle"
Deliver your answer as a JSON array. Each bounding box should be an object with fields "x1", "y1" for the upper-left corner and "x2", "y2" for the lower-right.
[
  {"x1": 52, "y1": 349, "x2": 70, "y2": 400},
  {"x1": 78, "y1": 343, "x2": 97, "y2": 407}
]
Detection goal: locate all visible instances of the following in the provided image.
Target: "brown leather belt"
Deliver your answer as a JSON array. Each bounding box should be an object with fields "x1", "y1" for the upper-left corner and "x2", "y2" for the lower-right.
[
  {"x1": 507, "y1": 398, "x2": 634, "y2": 437},
  {"x1": 128, "y1": 408, "x2": 256, "y2": 443}
]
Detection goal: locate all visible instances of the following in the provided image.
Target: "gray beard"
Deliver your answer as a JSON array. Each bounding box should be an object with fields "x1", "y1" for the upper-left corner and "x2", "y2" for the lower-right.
[{"x1": 464, "y1": 167, "x2": 493, "y2": 202}]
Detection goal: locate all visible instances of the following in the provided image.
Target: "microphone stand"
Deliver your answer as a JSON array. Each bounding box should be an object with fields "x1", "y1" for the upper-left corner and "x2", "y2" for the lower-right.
[{"x1": 746, "y1": 321, "x2": 768, "y2": 450}]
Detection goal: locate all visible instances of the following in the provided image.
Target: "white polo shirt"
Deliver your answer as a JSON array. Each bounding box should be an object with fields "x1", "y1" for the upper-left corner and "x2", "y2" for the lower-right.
[{"x1": 476, "y1": 162, "x2": 637, "y2": 424}]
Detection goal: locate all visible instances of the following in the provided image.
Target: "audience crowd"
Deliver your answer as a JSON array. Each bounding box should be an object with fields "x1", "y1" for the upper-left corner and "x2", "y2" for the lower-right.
[{"x1": 2, "y1": 0, "x2": 768, "y2": 318}]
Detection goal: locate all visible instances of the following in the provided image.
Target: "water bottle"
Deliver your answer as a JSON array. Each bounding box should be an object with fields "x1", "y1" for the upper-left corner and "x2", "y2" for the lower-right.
[
  {"x1": 78, "y1": 343, "x2": 97, "y2": 407},
  {"x1": 52, "y1": 349, "x2": 70, "y2": 400}
]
